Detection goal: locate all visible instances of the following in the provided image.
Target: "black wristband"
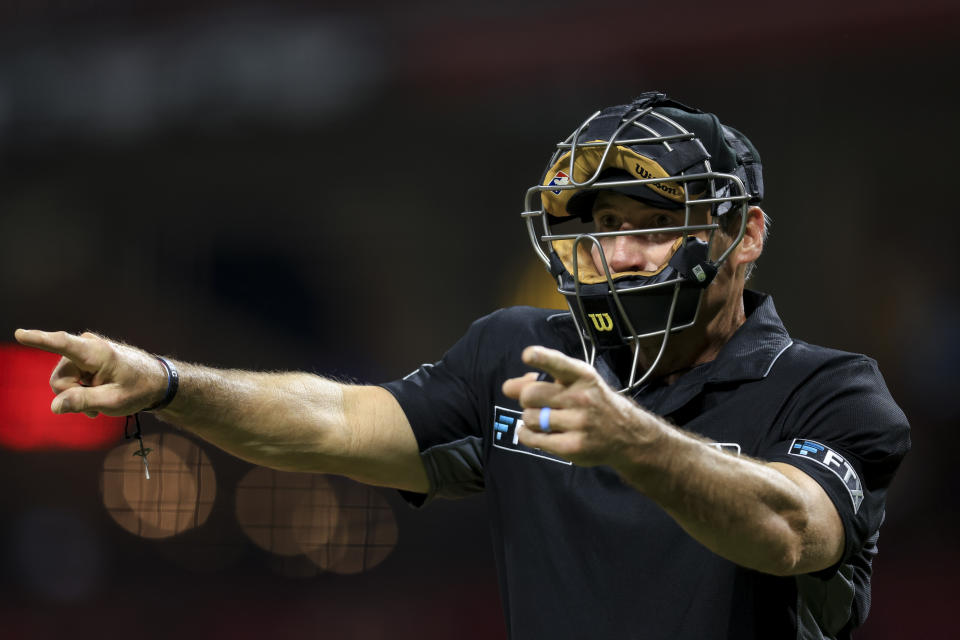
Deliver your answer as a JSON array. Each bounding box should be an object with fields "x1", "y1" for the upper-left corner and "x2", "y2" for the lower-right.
[{"x1": 144, "y1": 356, "x2": 179, "y2": 412}]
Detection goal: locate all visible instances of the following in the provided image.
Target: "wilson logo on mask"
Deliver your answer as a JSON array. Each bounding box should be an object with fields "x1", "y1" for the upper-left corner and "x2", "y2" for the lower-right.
[{"x1": 588, "y1": 313, "x2": 614, "y2": 331}]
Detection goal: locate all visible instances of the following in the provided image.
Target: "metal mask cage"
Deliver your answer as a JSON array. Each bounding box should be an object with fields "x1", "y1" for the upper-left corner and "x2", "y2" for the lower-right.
[{"x1": 520, "y1": 106, "x2": 752, "y2": 392}]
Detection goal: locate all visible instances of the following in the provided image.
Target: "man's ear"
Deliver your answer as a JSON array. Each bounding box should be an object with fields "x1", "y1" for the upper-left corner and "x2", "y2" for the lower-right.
[{"x1": 734, "y1": 206, "x2": 766, "y2": 266}]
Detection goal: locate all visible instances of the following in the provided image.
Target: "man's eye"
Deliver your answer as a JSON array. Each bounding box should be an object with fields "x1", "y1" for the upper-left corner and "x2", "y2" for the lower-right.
[
  {"x1": 597, "y1": 215, "x2": 619, "y2": 229},
  {"x1": 651, "y1": 214, "x2": 673, "y2": 228}
]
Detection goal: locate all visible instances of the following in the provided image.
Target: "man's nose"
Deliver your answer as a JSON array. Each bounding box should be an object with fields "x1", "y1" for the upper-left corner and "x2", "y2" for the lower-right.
[{"x1": 606, "y1": 234, "x2": 660, "y2": 273}]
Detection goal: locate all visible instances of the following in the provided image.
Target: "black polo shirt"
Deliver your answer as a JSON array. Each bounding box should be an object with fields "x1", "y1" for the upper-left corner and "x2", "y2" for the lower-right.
[{"x1": 381, "y1": 291, "x2": 910, "y2": 640}]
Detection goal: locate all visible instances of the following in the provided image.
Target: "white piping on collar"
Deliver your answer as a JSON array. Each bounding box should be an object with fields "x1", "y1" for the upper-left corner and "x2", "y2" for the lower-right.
[{"x1": 763, "y1": 340, "x2": 794, "y2": 378}]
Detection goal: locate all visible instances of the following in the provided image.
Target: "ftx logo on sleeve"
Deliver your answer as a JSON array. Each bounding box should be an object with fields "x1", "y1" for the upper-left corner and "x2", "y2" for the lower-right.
[{"x1": 788, "y1": 439, "x2": 864, "y2": 512}]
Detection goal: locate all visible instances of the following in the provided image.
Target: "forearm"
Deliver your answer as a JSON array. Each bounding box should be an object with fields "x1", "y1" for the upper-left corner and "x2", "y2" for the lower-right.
[
  {"x1": 14, "y1": 328, "x2": 426, "y2": 490},
  {"x1": 156, "y1": 361, "x2": 352, "y2": 473},
  {"x1": 615, "y1": 423, "x2": 835, "y2": 576},
  {"x1": 508, "y1": 346, "x2": 844, "y2": 576}
]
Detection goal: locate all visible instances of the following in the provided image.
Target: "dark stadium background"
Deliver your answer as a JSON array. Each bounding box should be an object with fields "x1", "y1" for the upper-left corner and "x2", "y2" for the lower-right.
[{"x1": 1, "y1": 1, "x2": 957, "y2": 638}]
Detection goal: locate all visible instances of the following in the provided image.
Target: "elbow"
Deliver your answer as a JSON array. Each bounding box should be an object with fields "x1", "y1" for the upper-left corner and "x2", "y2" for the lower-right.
[
  {"x1": 757, "y1": 511, "x2": 811, "y2": 577},
  {"x1": 757, "y1": 461, "x2": 845, "y2": 576},
  {"x1": 765, "y1": 539, "x2": 805, "y2": 577},
  {"x1": 762, "y1": 498, "x2": 844, "y2": 576}
]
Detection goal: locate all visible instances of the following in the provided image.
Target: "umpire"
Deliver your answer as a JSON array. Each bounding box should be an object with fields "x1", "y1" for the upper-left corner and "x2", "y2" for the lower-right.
[{"x1": 15, "y1": 92, "x2": 910, "y2": 639}]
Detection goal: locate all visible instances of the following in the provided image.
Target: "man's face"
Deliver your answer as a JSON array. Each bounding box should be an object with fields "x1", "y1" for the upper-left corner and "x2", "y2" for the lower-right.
[{"x1": 589, "y1": 191, "x2": 710, "y2": 275}]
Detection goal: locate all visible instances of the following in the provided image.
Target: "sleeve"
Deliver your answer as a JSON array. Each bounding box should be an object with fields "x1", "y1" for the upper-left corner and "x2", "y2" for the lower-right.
[
  {"x1": 758, "y1": 355, "x2": 911, "y2": 576},
  {"x1": 379, "y1": 314, "x2": 496, "y2": 507}
]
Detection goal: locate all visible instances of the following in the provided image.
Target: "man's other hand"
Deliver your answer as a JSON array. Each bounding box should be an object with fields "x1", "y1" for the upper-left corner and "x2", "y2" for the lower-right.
[
  {"x1": 502, "y1": 345, "x2": 661, "y2": 467},
  {"x1": 14, "y1": 329, "x2": 167, "y2": 418}
]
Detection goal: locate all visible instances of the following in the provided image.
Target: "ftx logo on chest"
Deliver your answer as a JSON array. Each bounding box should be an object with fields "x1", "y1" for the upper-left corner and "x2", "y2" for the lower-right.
[{"x1": 492, "y1": 406, "x2": 572, "y2": 465}]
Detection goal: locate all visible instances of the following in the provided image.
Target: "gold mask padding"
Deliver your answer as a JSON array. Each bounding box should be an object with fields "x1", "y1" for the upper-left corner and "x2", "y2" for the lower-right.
[
  {"x1": 554, "y1": 236, "x2": 684, "y2": 285},
  {"x1": 540, "y1": 143, "x2": 687, "y2": 218}
]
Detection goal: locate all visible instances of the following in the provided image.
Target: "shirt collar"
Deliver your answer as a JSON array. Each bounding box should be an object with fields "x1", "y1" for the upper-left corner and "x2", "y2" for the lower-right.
[
  {"x1": 702, "y1": 290, "x2": 794, "y2": 385},
  {"x1": 551, "y1": 290, "x2": 794, "y2": 394},
  {"x1": 628, "y1": 291, "x2": 793, "y2": 417}
]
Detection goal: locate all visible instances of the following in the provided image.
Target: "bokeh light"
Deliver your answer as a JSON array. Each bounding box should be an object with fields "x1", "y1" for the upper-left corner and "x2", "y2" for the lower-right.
[
  {"x1": 300, "y1": 480, "x2": 398, "y2": 575},
  {"x1": 235, "y1": 467, "x2": 338, "y2": 556},
  {"x1": 236, "y1": 467, "x2": 397, "y2": 573},
  {"x1": 100, "y1": 433, "x2": 216, "y2": 539},
  {"x1": 501, "y1": 260, "x2": 567, "y2": 310}
]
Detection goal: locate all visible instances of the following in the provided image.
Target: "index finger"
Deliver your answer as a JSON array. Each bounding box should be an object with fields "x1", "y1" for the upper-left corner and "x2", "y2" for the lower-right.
[
  {"x1": 521, "y1": 346, "x2": 598, "y2": 386},
  {"x1": 14, "y1": 329, "x2": 96, "y2": 364}
]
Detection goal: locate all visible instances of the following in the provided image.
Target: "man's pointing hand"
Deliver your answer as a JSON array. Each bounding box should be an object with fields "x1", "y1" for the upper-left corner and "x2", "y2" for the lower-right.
[{"x1": 14, "y1": 329, "x2": 168, "y2": 418}]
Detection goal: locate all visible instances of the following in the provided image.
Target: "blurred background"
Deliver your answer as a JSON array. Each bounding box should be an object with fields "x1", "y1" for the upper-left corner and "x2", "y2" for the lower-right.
[{"x1": 1, "y1": 0, "x2": 958, "y2": 638}]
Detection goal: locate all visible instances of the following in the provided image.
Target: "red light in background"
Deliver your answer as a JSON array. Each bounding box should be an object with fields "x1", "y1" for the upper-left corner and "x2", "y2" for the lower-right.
[{"x1": 0, "y1": 343, "x2": 124, "y2": 450}]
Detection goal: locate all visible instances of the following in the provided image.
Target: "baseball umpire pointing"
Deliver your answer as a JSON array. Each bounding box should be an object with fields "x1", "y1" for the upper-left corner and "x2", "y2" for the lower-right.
[{"x1": 15, "y1": 92, "x2": 910, "y2": 639}]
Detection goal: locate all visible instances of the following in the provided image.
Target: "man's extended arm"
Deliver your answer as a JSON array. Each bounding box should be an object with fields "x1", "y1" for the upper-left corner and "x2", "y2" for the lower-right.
[
  {"x1": 14, "y1": 329, "x2": 429, "y2": 492},
  {"x1": 504, "y1": 346, "x2": 844, "y2": 577}
]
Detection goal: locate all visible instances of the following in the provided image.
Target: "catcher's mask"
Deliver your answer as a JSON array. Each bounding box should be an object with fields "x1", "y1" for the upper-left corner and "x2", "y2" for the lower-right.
[{"x1": 522, "y1": 91, "x2": 764, "y2": 391}]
